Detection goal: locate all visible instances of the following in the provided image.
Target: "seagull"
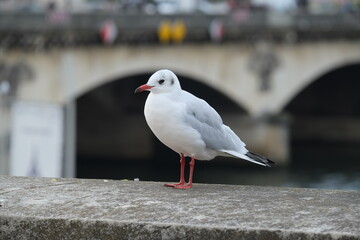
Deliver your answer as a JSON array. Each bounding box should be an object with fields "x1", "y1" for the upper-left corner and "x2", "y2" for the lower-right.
[{"x1": 135, "y1": 69, "x2": 274, "y2": 189}]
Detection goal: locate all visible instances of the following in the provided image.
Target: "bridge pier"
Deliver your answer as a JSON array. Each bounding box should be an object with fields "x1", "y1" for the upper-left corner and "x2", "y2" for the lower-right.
[
  {"x1": 223, "y1": 114, "x2": 289, "y2": 164},
  {"x1": 0, "y1": 106, "x2": 10, "y2": 175}
]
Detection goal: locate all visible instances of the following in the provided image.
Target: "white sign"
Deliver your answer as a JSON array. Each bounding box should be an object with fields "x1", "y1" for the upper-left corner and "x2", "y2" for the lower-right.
[{"x1": 10, "y1": 101, "x2": 64, "y2": 177}]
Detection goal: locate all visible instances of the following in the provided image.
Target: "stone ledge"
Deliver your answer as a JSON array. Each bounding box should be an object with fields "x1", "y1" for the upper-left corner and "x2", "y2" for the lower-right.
[{"x1": 0, "y1": 176, "x2": 359, "y2": 240}]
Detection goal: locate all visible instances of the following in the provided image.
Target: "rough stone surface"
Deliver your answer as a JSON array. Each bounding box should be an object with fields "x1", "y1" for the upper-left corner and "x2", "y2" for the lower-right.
[{"x1": 0, "y1": 176, "x2": 359, "y2": 240}]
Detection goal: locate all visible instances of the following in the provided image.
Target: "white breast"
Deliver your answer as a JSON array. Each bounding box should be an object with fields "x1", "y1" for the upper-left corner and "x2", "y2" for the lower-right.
[{"x1": 144, "y1": 92, "x2": 217, "y2": 160}]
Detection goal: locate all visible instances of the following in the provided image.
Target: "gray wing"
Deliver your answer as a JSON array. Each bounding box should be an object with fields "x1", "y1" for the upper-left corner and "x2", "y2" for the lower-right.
[{"x1": 181, "y1": 91, "x2": 246, "y2": 152}]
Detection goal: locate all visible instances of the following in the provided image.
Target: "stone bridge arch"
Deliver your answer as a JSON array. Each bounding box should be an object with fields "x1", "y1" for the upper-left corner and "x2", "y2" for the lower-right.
[
  {"x1": 270, "y1": 43, "x2": 360, "y2": 115},
  {"x1": 284, "y1": 60, "x2": 360, "y2": 110},
  {"x1": 281, "y1": 62, "x2": 360, "y2": 171},
  {"x1": 75, "y1": 71, "x2": 247, "y2": 180},
  {"x1": 63, "y1": 43, "x2": 360, "y2": 117},
  {"x1": 67, "y1": 45, "x2": 254, "y2": 114},
  {"x1": 6, "y1": 42, "x2": 359, "y2": 117}
]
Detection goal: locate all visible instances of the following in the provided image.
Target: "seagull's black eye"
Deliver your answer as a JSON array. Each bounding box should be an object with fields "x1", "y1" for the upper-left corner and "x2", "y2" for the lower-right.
[{"x1": 158, "y1": 79, "x2": 165, "y2": 85}]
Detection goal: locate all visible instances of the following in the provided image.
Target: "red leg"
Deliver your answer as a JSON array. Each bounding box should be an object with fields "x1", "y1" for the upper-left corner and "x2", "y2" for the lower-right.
[
  {"x1": 164, "y1": 154, "x2": 186, "y2": 187},
  {"x1": 174, "y1": 157, "x2": 195, "y2": 189}
]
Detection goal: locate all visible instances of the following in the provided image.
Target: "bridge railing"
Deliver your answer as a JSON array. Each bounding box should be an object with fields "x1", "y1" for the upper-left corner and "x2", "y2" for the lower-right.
[{"x1": 0, "y1": 12, "x2": 359, "y2": 48}]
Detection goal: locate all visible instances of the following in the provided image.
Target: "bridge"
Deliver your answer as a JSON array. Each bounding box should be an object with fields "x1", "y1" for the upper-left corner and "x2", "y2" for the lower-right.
[
  {"x1": 5, "y1": 42, "x2": 358, "y2": 115},
  {"x1": 0, "y1": 13, "x2": 360, "y2": 179}
]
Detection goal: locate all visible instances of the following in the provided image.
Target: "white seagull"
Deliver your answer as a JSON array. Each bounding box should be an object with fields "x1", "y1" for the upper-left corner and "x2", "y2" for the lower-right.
[{"x1": 135, "y1": 69, "x2": 274, "y2": 189}]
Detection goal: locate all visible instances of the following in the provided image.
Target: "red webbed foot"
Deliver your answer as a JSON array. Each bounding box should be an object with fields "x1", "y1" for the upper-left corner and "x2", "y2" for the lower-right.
[
  {"x1": 173, "y1": 184, "x2": 192, "y2": 189},
  {"x1": 164, "y1": 182, "x2": 185, "y2": 188}
]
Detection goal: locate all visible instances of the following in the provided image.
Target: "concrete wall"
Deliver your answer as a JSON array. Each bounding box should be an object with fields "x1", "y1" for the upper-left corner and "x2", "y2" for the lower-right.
[{"x1": 1, "y1": 176, "x2": 359, "y2": 240}]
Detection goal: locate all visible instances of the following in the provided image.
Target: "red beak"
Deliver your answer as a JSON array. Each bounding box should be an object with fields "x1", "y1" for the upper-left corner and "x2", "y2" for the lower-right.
[{"x1": 134, "y1": 84, "x2": 153, "y2": 94}]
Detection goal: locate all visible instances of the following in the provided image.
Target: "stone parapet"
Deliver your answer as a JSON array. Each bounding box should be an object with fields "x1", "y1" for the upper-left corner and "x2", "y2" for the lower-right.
[{"x1": 0, "y1": 176, "x2": 359, "y2": 239}]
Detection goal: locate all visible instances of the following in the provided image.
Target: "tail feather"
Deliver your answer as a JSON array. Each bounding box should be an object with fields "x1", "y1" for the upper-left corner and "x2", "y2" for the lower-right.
[
  {"x1": 220, "y1": 149, "x2": 274, "y2": 167},
  {"x1": 245, "y1": 151, "x2": 274, "y2": 167}
]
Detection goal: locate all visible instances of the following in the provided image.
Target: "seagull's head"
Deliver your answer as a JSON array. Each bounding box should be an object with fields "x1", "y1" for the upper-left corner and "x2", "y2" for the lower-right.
[{"x1": 134, "y1": 69, "x2": 181, "y2": 94}]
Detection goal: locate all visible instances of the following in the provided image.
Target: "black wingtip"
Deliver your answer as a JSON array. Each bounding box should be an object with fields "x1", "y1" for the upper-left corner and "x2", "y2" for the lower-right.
[{"x1": 246, "y1": 151, "x2": 275, "y2": 167}]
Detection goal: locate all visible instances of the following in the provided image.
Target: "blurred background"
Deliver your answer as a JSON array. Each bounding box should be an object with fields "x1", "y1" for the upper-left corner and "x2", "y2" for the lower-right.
[{"x1": 0, "y1": 0, "x2": 359, "y2": 190}]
